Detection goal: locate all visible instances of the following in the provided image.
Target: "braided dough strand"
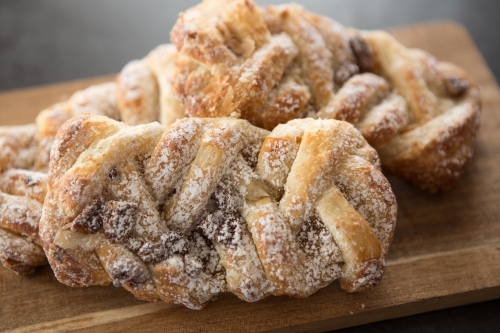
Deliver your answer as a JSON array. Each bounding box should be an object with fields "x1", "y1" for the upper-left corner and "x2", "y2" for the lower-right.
[
  {"x1": 170, "y1": 0, "x2": 481, "y2": 193},
  {"x1": 0, "y1": 169, "x2": 48, "y2": 274},
  {"x1": 40, "y1": 114, "x2": 396, "y2": 309}
]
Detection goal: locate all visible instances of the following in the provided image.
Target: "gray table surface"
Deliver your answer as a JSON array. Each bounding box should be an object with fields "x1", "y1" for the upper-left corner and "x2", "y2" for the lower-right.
[{"x1": 1, "y1": 0, "x2": 499, "y2": 332}]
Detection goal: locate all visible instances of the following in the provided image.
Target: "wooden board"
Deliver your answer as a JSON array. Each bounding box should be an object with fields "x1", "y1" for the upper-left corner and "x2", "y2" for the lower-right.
[{"x1": 1, "y1": 21, "x2": 500, "y2": 333}]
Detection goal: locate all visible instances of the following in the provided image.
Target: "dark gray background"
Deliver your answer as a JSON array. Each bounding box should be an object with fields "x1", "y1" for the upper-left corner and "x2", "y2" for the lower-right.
[
  {"x1": 1, "y1": 0, "x2": 500, "y2": 332},
  {"x1": 1, "y1": 0, "x2": 499, "y2": 91}
]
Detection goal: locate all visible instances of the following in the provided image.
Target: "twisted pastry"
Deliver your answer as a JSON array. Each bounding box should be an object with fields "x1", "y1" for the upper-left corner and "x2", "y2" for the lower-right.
[
  {"x1": 39, "y1": 113, "x2": 396, "y2": 309},
  {"x1": 171, "y1": 0, "x2": 311, "y2": 130},
  {"x1": 0, "y1": 125, "x2": 48, "y2": 274},
  {"x1": 170, "y1": 0, "x2": 481, "y2": 192},
  {"x1": 0, "y1": 124, "x2": 38, "y2": 173},
  {"x1": 0, "y1": 83, "x2": 121, "y2": 274},
  {"x1": 1, "y1": 44, "x2": 179, "y2": 176},
  {"x1": 0, "y1": 45, "x2": 180, "y2": 274},
  {"x1": 355, "y1": 33, "x2": 481, "y2": 191},
  {"x1": 117, "y1": 44, "x2": 185, "y2": 127},
  {"x1": 34, "y1": 82, "x2": 121, "y2": 172},
  {"x1": 0, "y1": 169, "x2": 48, "y2": 274}
]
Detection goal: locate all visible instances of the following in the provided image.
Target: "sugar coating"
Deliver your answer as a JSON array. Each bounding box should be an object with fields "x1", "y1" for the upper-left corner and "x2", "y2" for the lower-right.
[
  {"x1": 40, "y1": 114, "x2": 397, "y2": 309},
  {"x1": 0, "y1": 124, "x2": 38, "y2": 172}
]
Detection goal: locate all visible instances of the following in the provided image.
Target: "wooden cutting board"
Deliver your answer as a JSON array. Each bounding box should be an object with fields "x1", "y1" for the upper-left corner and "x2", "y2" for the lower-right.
[{"x1": 1, "y1": 21, "x2": 500, "y2": 333}]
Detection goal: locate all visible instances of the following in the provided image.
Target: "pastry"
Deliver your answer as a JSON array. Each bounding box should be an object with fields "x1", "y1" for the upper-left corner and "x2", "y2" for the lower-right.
[
  {"x1": 15, "y1": 44, "x2": 181, "y2": 173},
  {"x1": 0, "y1": 124, "x2": 38, "y2": 173},
  {"x1": 0, "y1": 82, "x2": 123, "y2": 274},
  {"x1": 3, "y1": 0, "x2": 481, "y2": 194},
  {"x1": 117, "y1": 44, "x2": 185, "y2": 127},
  {"x1": 170, "y1": 0, "x2": 481, "y2": 192},
  {"x1": 356, "y1": 32, "x2": 481, "y2": 191},
  {"x1": 34, "y1": 82, "x2": 121, "y2": 171},
  {"x1": 39, "y1": 113, "x2": 396, "y2": 309},
  {"x1": 0, "y1": 169, "x2": 48, "y2": 274},
  {"x1": 0, "y1": 45, "x2": 180, "y2": 274},
  {"x1": 0, "y1": 125, "x2": 48, "y2": 274}
]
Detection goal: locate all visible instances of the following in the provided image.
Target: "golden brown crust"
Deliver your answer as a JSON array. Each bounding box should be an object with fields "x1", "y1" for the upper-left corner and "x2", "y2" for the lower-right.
[
  {"x1": 170, "y1": 0, "x2": 482, "y2": 193},
  {"x1": 0, "y1": 169, "x2": 48, "y2": 203},
  {"x1": 35, "y1": 82, "x2": 121, "y2": 171},
  {"x1": 362, "y1": 32, "x2": 481, "y2": 192},
  {"x1": 0, "y1": 73, "x2": 161, "y2": 274},
  {"x1": 173, "y1": 32, "x2": 300, "y2": 127},
  {"x1": 0, "y1": 169, "x2": 48, "y2": 275},
  {"x1": 0, "y1": 228, "x2": 47, "y2": 275},
  {"x1": 0, "y1": 124, "x2": 38, "y2": 173},
  {"x1": 260, "y1": 5, "x2": 335, "y2": 109},
  {"x1": 40, "y1": 114, "x2": 396, "y2": 309},
  {"x1": 171, "y1": 0, "x2": 316, "y2": 130},
  {"x1": 4, "y1": 1, "x2": 481, "y2": 193},
  {"x1": 145, "y1": 44, "x2": 186, "y2": 127},
  {"x1": 116, "y1": 60, "x2": 160, "y2": 126},
  {"x1": 0, "y1": 47, "x2": 179, "y2": 275}
]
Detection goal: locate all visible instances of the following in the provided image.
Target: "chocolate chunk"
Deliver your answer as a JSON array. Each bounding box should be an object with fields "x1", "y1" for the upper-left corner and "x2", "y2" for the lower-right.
[
  {"x1": 198, "y1": 209, "x2": 243, "y2": 250},
  {"x1": 189, "y1": 230, "x2": 220, "y2": 274},
  {"x1": 134, "y1": 154, "x2": 149, "y2": 174},
  {"x1": 108, "y1": 166, "x2": 119, "y2": 181},
  {"x1": 212, "y1": 183, "x2": 240, "y2": 213},
  {"x1": 444, "y1": 76, "x2": 469, "y2": 97},
  {"x1": 71, "y1": 199, "x2": 105, "y2": 234},
  {"x1": 350, "y1": 35, "x2": 374, "y2": 72},
  {"x1": 161, "y1": 231, "x2": 189, "y2": 255},
  {"x1": 25, "y1": 175, "x2": 35, "y2": 186},
  {"x1": 137, "y1": 241, "x2": 169, "y2": 264},
  {"x1": 103, "y1": 201, "x2": 138, "y2": 243},
  {"x1": 197, "y1": 213, "x2": 219, "y2": 241},
  {"x1": 183, "y1": 254, "x2": 203, "y2": 278},
  {"x1": 214, "y1": 212, "x2": 242, "y2": 249},
  {"x1": 137, "y1": 231, "x2": 189, "y2": 264},
  {"x1": 240, "y1": 144, "x2": 259, "y2": 169},
  {"x1": 107, "y1": 256, "x2": 149, "y2": 289}
]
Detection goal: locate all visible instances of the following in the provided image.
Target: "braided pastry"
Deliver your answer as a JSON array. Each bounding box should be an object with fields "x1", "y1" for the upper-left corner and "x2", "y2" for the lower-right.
[
  {"x1": 355, "y1": 32, "x2": 481, "y2": 191},
  {"x1": 170, "y1": 0, "x2": 481, "y2": 192},
  {"x1": 39, "y1": 113, "x2": 396, "y2": 309},
  {"x1": 0, "y1": 45, "x2": 180, "y2": 274},
  {"x1": 0, "y1": 82, "x2": 124, "y2": 274},
  {"x1": 0, "y1": 169, "x2": 48, "y2": 274},
  {"x1": 0, "y1": 125, "x2": 48, "y2": 274},
  {"x1": 0, "y1": 44, "x2": 178, "y2": 176},
  {"x1": 34, "y1": 82, "x2": 121, "y2": 172},
  {"x1": 0, "y1": 83, "x2": 120, "y2": 274},
  {"x1": 0, "y1": 124, "x2": 38, "y2": 173},
  {"x1": 116, "y1": 44, "x2": 185, "y2": 127}
]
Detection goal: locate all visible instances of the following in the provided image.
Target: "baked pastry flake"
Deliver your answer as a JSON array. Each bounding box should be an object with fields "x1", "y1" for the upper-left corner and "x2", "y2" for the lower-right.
[
  {"x1": 170, "y1": 0, "x2": 482, "y2": 192},
  {"x1": 39, "y1": 113, "x2": 396, "y2": 309},
  {"x1": 0, "y1": 169, "x2": 48, "y2": 274}
]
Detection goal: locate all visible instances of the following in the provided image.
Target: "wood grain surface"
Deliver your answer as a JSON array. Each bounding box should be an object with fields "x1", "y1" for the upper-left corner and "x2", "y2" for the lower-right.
[{"x1": 1, "y1": 21, "x2": 500, "y2": 333}]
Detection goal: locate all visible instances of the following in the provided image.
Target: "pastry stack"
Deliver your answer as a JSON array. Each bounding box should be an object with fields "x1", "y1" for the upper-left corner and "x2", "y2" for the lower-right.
[{"x1": 0, "y1": 0, "x2": 480, "y2": 310}]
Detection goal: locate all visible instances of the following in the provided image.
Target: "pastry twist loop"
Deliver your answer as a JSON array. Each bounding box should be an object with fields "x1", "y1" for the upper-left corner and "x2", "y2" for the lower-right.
[
  {"x1": 39, "y1": 114, "x2": 396, "y2": 309},
  {"x1": 171, "y1": 0, "x2": 481, "y2": 192}
]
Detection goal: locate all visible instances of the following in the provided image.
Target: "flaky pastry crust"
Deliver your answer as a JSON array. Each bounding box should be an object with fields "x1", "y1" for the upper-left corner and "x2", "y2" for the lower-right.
[
  {"x1": 170, "y1": 0, "x2": 482, "y2": 192},
  {"x1": 0, "y1": 169, "x2": 48, "y2": 274},
  {"x1": 0, "y1": 45, "x2": 181, "y2": 274},
  {"x1": 39, "y1": 113, "x2": 396, "y2": 309}
]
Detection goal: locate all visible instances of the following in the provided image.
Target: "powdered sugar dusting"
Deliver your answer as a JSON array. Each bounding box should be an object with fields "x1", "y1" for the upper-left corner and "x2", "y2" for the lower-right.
[
  {"x1": 41, "y1": 113, "x2": 395, "y2": 309},
  {"x1": 0, "y1": 169, "x2": 47, "y2": 203},
  {"x1": 0, "y1": 124, "x2": 38, "y2": 172},
  {"x1": 0, "y1": 192, "x2": 42, "y2": 239},
  {"x1": 117, "y1": 59, "x2": 159, "y2": 125},
  {"x1": 0, "y1": 228, "x2": 46, "y2": 274}
]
